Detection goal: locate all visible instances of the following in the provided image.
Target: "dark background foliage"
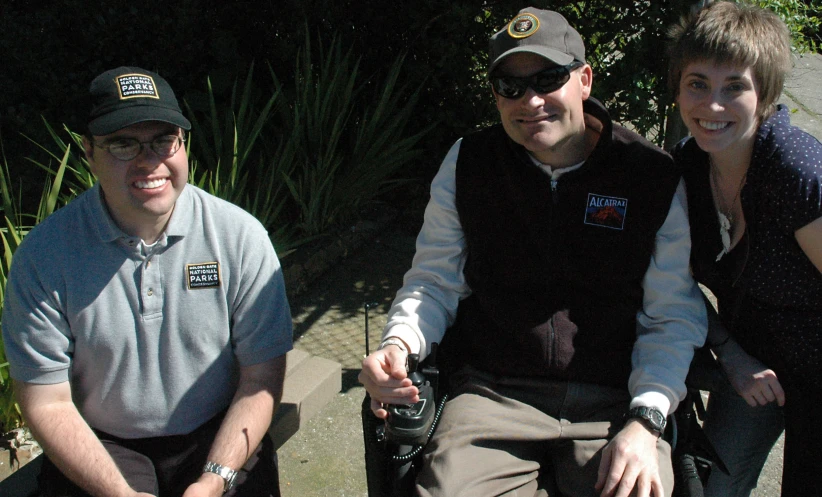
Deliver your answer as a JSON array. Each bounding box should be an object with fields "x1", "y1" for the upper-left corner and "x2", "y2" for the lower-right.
[{"x1": 1, "y1": 0, "x2": 819, "y2": 189}]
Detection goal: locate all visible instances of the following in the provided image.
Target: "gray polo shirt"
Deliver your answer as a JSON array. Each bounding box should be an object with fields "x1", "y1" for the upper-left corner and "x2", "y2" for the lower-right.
[{"x1": 2, "y1": 184, "x2": 293, "y2": 438}]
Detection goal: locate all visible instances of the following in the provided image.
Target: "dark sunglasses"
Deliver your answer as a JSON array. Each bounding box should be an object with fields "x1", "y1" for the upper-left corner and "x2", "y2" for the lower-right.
[{"x1": 490, "y1": 61, "x2": 584, "y2": 99}]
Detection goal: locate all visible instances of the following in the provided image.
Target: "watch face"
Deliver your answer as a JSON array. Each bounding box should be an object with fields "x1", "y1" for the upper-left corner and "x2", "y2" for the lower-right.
[
  {"x1": 649, "y1": 410, "x2": 665, "y2": 429},
  {"x1": 629, "y1": 407, "x2": 666, "y2": 432}
]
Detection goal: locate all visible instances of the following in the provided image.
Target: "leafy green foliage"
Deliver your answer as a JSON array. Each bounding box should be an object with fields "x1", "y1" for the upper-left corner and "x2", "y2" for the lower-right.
[
  {"x1": 0, "y1": 139, "x2": 79, "y2": 433},
  {"x1": 561, "y1": 1, "x2": 692, "y2": 144},
  {"x1": 756, "y1": 0, "x2": 821, "y2": 52},
  {"x1": 275, "y1": 32, "x2": 430, "y2": 237},
  {"x1": 184, "y1": 63, "x2": 295, "y2": 250},
  {"x1": 183, "y1": 32, "x2": 430, "y2": 247}
]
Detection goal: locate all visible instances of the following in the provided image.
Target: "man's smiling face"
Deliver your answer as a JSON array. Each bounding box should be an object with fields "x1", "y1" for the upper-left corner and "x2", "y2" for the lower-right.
[
  {"x1": 84, "y1": 121, "x2": 188, "y2": 241},
  {"x1": 493, "y1": 52, "x2": 592, "y2": 167}
]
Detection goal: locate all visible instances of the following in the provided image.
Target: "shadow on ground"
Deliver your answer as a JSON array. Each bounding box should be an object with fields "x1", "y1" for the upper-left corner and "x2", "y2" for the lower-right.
[{"x1": 277, "y1": 196, "x2": 424, "y2": 496}]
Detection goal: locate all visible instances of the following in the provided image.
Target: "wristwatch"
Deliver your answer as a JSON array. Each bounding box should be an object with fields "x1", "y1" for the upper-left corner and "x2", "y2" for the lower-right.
[
  {"x1": 203, "y1": 461, "x2": 238, "y2": 493},
  {"x1": 380, "y1": 337, "x2": 408, "y2": 354},
  {"x1": 625, "y1": 406, "x2": 667, "y2": 435}
]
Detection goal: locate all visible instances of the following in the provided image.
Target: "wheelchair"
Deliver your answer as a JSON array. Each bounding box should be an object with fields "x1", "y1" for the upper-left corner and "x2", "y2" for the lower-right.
[{"x1": 361, "y1": 328, "x2": 727, "y2": 497}]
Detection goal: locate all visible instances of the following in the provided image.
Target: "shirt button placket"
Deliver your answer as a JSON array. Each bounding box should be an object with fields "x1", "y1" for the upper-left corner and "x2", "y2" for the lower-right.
[{"x1": 141, "y1": 255, "x2": 163, "y2": 316}]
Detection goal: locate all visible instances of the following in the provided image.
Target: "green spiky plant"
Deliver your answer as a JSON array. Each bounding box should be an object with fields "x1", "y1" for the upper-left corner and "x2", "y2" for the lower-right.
[
  {"x1": 0, "y1": 138, "x2": 78, "y2": 433},
  {"x1": 186, "y1": 32, "x2": 431, "y2": 248},
  {"x1": 276, "y1": 31, "x2": 431, "y2": 237},
  {"x1": 185, "y1": 63, "x2": 305, "y2": 256}
]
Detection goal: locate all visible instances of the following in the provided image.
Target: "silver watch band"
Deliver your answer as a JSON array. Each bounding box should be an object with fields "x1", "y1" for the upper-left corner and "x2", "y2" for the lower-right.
[
  {"x1": 380, "y1": 337, "x2": 408, "y2": 354},
  {"x1": 203, "y1": 461, "x2": 238, "y2": 493}
]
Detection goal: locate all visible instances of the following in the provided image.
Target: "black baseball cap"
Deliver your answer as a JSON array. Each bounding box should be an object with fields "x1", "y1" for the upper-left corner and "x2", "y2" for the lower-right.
[
  {"x1": 489, "y1": 8, "x2": 586, "y2": 75},
  {"x1": 87, "y1": 66, "x2": 191, "y2": 136}
]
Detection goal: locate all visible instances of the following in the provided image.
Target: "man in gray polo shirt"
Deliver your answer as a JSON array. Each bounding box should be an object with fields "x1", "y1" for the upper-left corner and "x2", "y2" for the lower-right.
[{"x1": 2, "y1": 67, "x2": 293, "y2": 496}]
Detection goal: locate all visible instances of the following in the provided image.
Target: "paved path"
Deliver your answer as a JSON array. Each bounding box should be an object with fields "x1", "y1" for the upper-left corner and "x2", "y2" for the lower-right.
[
  {"x1": 279, "y1": 217, "x2": 418, "y2": 496},
  {"x1": 780, "y1": 52, "x2": 822, "y2": 138},
  {"x1": 277, "y1": 53, "x2": 822, "y2": 496}
]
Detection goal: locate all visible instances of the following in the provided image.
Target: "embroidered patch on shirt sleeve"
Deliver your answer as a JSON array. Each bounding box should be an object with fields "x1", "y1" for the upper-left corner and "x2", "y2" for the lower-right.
[
  {"x1": 186, "y1": 262, "x2": 221, "y2": 289},
  {"x1": 584, "y1": 193, "x2": 628, "y2": 230}
]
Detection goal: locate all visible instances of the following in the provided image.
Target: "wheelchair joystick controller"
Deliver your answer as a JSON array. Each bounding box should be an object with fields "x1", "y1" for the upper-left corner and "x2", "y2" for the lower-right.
[{"x1": 384, "y1": 353, "x2": 437, "y2": 446}]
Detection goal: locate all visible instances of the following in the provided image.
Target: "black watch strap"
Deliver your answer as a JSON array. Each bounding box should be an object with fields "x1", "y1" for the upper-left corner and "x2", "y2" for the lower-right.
[{"x1": 625, "y1": 406, "x2": 667, "y2": 435}]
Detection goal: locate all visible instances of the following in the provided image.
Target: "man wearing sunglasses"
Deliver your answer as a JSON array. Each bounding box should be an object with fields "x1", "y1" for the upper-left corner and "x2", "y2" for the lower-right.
[
  {"x1": 2, "y1": 67, "x2": 293, "y2": 496},
  {"x1": 360, "y1": 8, "x2": 706, "y2": 497}
]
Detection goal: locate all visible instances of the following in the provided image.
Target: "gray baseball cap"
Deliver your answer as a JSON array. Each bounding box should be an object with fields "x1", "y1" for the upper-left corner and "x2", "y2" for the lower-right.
[{"x1": 489, "y1": 8, "x2": 586, "y2": 74}]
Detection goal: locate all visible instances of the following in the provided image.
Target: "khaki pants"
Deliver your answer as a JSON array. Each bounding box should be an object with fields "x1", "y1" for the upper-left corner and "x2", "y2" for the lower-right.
[{"x1": 416, "y1": 366, "x2": 673, "y2": 497}]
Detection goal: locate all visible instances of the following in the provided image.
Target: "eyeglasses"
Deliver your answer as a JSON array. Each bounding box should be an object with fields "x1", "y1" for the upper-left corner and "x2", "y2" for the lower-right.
[
  {"x1": 94, "y1": 134, "x2": 186, "y2": 161},
  {"x1": 490, "y1": 61, "x2": 584, "y2": 99}
]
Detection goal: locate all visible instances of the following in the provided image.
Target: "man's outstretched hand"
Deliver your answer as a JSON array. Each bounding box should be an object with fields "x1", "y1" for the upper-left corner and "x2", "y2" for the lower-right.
[{"x1": 359, "y1": 345, "x2": 419, "y2": 418}]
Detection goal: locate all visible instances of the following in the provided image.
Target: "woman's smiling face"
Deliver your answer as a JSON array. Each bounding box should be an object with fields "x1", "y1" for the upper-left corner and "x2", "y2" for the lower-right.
[{"x1": 677, "y1": 61, "x2": 761, "y2": 156}]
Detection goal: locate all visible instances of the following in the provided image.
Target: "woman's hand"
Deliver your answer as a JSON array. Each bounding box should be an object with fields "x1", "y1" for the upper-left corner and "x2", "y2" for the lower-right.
[{"x1": 718, "y1": 340, "x2": 785, "y2": 407}]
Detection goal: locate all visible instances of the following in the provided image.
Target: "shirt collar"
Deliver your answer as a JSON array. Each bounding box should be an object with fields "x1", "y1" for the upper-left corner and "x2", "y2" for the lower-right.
[
  {"x1": 530, "y1": 155, "x2": 585, "y2": 179},
  {"x1": 88, "y1": 183, "x2": 127, "y2": 243},
  {"x1": 164, "y1": 184, "x2": 191, "y2": 238}
]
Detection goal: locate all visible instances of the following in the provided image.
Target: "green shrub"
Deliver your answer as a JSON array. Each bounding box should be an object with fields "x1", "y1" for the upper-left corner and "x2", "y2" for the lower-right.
[
  {"x1": 2, "y1": 0, "x2": 817, "y2": 186},
  {"x1": 0, "y1": 139, "x2": 78, "y2": 433},
  {"x1": 185, "y1": 62, "x2": 296, "y2": 251},
  {"x1": 756, "y1": 0, "x2": 821, "y2": 52},
  {"x1": 185, "y1": 32, "x2": 431, "y2": 245},
  {"x1": 275, "y1": 32, "x2": 430, "y2": 237}
]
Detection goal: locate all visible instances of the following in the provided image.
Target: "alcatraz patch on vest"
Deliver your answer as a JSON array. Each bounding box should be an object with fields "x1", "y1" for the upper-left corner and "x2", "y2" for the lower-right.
[
  {"x1": 584, "y1": 193, "x2": 627, "y2": 230},
  {"x1": 116, "y1": 74, "x2": 160, "y2": 100},
  {"x1": 186, "y1": 262, "x2": 221, "y2": 289}
]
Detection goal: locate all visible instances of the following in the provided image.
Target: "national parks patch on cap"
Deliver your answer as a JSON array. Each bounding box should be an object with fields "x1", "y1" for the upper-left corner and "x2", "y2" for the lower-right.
[{"x1": 116, "y1": 73, "x2": 161, "y2": 99}]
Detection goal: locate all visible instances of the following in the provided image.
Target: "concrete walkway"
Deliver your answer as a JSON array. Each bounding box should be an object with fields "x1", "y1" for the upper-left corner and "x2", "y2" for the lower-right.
[
  {"x1": 277, "y1": 53, "x2": 822, "y2": 496},
  {"x1": 780, "y1": 52, "x2": 822, "y2": 137}
]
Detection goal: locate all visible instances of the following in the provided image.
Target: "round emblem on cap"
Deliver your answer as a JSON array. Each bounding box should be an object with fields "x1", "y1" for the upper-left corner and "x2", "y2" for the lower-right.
[{"x1": 507, "y1": 13, "x2": 540, "y2": 39}]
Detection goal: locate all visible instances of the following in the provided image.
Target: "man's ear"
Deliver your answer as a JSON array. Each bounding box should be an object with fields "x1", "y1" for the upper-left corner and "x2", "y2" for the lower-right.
[
  {"x1": 82, "y1": 136, "x2": 98, "y2": 175},
  {"x1": 82, "y1": 136, "x2": 93, "y2": 159},
  {"x1": 490, "y1": 83, "x2": 502, "y2": 110},
  {"x1": 579, "y1": 64, "x2": 593, "y2": 100}
]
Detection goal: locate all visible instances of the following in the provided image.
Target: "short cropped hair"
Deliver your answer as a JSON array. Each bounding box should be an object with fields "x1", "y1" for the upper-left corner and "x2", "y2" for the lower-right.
[{"x1": 667, "y1": 0, "x2": 792, "y2": 119}]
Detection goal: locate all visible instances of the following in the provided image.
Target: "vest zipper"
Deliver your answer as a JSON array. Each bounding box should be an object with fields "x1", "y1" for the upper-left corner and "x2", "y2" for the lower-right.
[
  {"x1": 551, "y1": 178, "x2": 559, "y2": 204},
  {"x1": 549, "y1": 313, "x2": 558, "y2": 368}
]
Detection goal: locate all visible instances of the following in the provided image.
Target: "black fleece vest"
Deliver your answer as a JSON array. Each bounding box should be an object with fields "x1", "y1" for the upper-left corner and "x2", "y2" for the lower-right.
[{"x1": 444, "y1": 99, "x2": 681, "y2": 388}]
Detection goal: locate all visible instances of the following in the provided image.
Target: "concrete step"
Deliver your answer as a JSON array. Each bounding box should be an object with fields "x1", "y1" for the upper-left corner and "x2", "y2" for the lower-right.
[{"x1": 269, "y1": 349, "x2": 342, "y2": 450}]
